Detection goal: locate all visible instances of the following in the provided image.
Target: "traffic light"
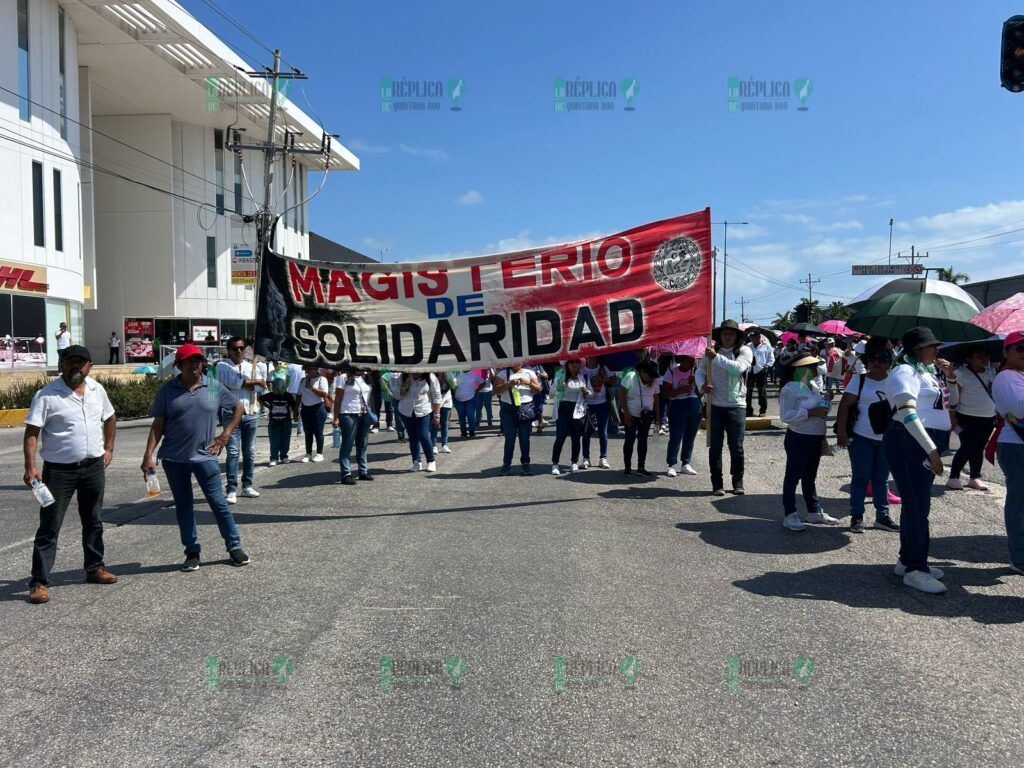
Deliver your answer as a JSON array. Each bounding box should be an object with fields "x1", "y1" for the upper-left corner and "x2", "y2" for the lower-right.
[{"x1": 1001, "y1": 15, "x2": 1024, "y2": 92}]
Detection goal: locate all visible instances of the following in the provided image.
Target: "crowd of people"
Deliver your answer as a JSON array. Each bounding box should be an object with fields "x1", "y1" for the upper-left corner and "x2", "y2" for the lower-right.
[{"x1": 18, "y1": 323, "x2": 1024, "y2": 602}]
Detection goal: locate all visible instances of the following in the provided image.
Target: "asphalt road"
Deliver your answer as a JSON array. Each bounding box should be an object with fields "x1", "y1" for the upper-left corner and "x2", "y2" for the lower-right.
[{"x1": 1, "y1": 399, "x2": 1022, "y2": 768}]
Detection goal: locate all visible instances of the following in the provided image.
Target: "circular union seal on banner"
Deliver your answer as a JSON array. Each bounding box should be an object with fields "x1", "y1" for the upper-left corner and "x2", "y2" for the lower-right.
[{"x1": 651, "y1": 236, "x2": 702, "y2": 292}]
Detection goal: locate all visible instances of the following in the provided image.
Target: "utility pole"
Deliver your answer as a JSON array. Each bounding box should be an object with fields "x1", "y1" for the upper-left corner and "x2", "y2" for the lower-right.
[
  {"x1": 888, "y1": 218, "x2": 894, "y2": 265},
  {"x1": 734, "y1": 297, "x2": 750, "y2": 323},
  {"x1": 799, "y1": 273, "x2": 820, "y2": 305},
  {"x1": 897, "y1": 245, "x2": 928, "y2": 277},
  {"x1": 711, "y1": 246, "x2": 718, "y2": 328},
  {"x1": 713, "y1": 220, "x2": 749, "y2": 323}
]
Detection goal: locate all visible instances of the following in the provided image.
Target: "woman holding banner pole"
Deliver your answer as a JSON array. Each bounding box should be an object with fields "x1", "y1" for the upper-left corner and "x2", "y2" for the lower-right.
[{"x1": 493, "y1": 364, "x2": 541, "y2": 476}]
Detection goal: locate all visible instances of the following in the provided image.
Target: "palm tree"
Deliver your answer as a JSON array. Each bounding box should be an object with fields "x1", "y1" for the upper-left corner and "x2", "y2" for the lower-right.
[
  {"x1": 937, "y1": 266, "x2": 970, "y2": 285},
  {"x1": 825, "y1": 301, "x2": 851, "y2": 320},
  {"x1": 772, "y1": 310, "x2": 794, "y2": 330}
]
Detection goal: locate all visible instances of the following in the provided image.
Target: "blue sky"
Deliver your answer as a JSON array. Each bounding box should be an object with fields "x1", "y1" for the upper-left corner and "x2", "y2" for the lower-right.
[{"x1": 192, "y1": 0, "x2": 1024, "y2": 325}]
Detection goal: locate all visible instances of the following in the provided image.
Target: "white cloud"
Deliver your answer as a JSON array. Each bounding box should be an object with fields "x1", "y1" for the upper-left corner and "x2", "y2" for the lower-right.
[
  {"x1": 399, "y1": 143, "x2": 450, "y2": 161},
  {"x1": 911, "y1": 199, "x2": 1024, "y2": 234},
  {"x1": 345, "y1": 138, "x2": 389, "y2": 154},
  {"x1": 456, "y1": 189, "x2": 483, "y2": 206}
]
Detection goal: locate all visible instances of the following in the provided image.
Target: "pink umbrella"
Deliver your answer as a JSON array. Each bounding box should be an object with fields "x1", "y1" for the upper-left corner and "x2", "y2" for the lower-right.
[
  {"x1": 780, "y1": 331, "x2": 800, "y2": 344},
  {"x1": 647, "y1": 336, "x2": 708, "y2": 358},
  {"x1": 818, "y1": 319, "x2": 862, "y2": 336},
  {"x1": 968, "y1": 292, "x2": 1024, "y2": 335}
]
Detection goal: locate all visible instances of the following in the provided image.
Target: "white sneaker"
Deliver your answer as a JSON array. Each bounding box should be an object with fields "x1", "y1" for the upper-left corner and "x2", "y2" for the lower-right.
[
  {"x1": 268, "y1": 460, "x2": 277, "y2": 467},
  {"x1": 240, "y1": 486, "x2": 260, "y2": 498},
  {"x1": 946, "y1": 477, "x2": 963, "y2": 490},
  {"x1": 895, "y1": 563, "x2": 944, "y2": 580},
  {"x1": 903, "y1": 570, "x2": 947, "y2": 594},
  {"x1": 783, "y1": 513, "x2": 805, "y2": 531},
  {"x1": 387, "y1": 426, "x2": 395, "y2": 432},
  {"x1": 301, "y1": 454, "x2": 311, "y2": 463},
  {"x1": 441, "y1": 444, "x2": 452, "y2": 453},
  {"x1": 581, "y1": 459, "x2": 590, "y2": 469},
  {"x1": 551, "y1": 465, "x2": 561, "y2": 475},
  {"x1": 571, "y1": 464, "x2": 580, "y2": 474},
  {"x1": 681, "y1": 464, "x2": 697, "y2": 475},
  {"x1": 666, "y1": 466, "x2": 678, "y2": 478},
  {"x1": 312, "y1": 454, "x2": 324, "y2": 463},
  {"x1": 804, "y1": 511, "x2": 839, "y2": 525},
  {"x1": 279, "y1": 457, "x2": 290, "y2": 465},
  {"x1": 426, "y1": 461, "x2": 437, "y2": 472},
  {"x1": 225, "y1": 492, "x2": 238, "y2": 505},
  {"x1": 412, "y1": 461, "x2": 422, "y2": 472},
  {"x1": 599, "y1": 458, "x2": 610, "y2": 469}
]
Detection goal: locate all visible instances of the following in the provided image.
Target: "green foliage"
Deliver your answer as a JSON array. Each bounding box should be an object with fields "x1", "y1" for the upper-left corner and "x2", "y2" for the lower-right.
[
  {"x1": 0, "y1": 375, "x2": 164, "y2": 418},
  {"x1": 825, "y1": 301, "x2": 852, "y2": 320},
  {"x1": 937, "y1": 266, "x2": 970, "y2": 285},
  {"x1": 772, "y1": 310, "x2": 794, "y2": 330}
]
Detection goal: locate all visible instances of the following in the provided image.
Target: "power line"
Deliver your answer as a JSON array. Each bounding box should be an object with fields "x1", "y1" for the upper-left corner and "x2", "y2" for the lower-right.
[{"x1": 194, "y1": 0, "x2": 301, "y2": 73}]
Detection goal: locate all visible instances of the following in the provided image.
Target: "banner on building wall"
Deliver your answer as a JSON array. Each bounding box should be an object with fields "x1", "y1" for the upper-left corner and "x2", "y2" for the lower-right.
[
  {"x1": 0, "y1": 259, "x2": 49, "y2": 295},
  {"x1": 124, "y1": 319, "x2": 154, "y2": 360},
  {"x1": 231, "y1": 247, "x2": 257, "y2": 285},
  {"x1": 255, "y1": 209, "x2": 712, "y2": 371}
]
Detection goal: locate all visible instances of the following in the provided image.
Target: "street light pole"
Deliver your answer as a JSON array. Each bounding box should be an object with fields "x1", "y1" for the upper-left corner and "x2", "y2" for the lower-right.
[
  {"x1": 380, "y1": 247, "x2": 390, "y2": 263},
  {"x1": 888, "y1": 218, "x2": 894, "y2": 265},
  {"x1": 713, "y1": 220, "x2": 749, "y2": 323}
]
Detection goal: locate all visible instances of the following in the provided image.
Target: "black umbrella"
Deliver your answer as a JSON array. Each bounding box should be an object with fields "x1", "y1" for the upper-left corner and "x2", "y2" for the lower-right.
[
  {"x1": 937, "y1": 336, "x2": 1005, "y2": 365},
  {"x1": 745, "y1": 326, "x2": 779, "y2": 346},
  {"x1": 788, "y1": 322, "x2": 827, "y2": 337}
]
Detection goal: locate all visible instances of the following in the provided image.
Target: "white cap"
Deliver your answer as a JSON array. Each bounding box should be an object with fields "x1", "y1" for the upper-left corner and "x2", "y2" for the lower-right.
[{"x1": 826, "y1": 337, "x2": 835, "y2": 344}]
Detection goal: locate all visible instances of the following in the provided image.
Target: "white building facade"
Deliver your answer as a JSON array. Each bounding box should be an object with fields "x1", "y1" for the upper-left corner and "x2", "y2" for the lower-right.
[{"x1": 0, "y1": 0, "x2": 357, "y2": 366}]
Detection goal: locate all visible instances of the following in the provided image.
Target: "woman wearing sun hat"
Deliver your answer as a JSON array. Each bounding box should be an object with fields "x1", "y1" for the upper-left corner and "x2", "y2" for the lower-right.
[
  {"x1": 993, "y1": 330, "x2": 1024, "y2": 575},
  {"x1": 883, "y1": 326, "x2": 954, "y2": 594},
  {"x1": 779, "y1": 351, "x2": 841, "y2": 531}
]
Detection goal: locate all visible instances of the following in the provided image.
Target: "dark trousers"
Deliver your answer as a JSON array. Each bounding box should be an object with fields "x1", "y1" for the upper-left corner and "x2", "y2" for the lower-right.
[
  {"x1": 623, "y1": 414, "x2": 652, "y2": 470},
  {"x1": 782, "y1": 431, "x2": 823, "y2": 516},
  {"x1": 268, "y1": 420, "x2": 292, "y2": 461},
  {"x1": 31, "y1": 460, "x2": 106, "y2": 586},
  {"x1": 301, "y1": 403, "x2": 327, "y2": 455},
  {"x1": 108, "y1": 348, "x2": 119, "y2": 364},
  {"x1": 401, "y1": 412, "x2": 435, "y2": 462},
  {"x1": 499, "y1": 402, "x2": 532, "y2": 469},
  {"x1": 708, "y1": 405, "x2": 745, "y2": 490},
  {"x1": 551, "y1": 400, "x2": 583, "y2": 464},
  {"x1": 582, "y1": 402, "x2": 610, "y2": 460},
  {"x1": 746, "y1": 370, "x2": 768, "y2": 415},
  {"x1": 884, "y1": 424, "x2": 937, "y2": 573},
  {"x1": 950, "y1": 413, "x2": 996, "y2": 480},
  {"x1": 431, "y1": 406, "x2": 451, "y2": 447},
  {"x1": 476, "y1": 390, "x2": 494, "y2": 427},
  {"x1": 848, "y1": 435, "x2": 890, "y2": 519},
  {"x1": 666, "y1": 397, "x2": 702, "y2": 468}
]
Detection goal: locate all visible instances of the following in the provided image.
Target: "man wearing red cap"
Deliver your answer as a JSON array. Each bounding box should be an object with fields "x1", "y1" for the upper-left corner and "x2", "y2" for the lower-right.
[{"x1": 141, "y1": 344, "x2": 250, "y2": 571}]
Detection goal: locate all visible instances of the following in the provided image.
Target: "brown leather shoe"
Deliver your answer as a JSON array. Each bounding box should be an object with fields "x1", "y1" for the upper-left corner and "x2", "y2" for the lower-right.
[
  {"x1": 28, "y1": 583, "x2": 49, "y2": 604},
  {"x1": 85, "y1": 567, "x2": 118, "y2": 585}
]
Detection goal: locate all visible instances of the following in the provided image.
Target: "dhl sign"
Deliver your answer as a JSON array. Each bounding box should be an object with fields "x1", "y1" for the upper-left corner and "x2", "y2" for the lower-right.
[{"x1": 0, "y1": 261, "x2": 48, "y2": 294}]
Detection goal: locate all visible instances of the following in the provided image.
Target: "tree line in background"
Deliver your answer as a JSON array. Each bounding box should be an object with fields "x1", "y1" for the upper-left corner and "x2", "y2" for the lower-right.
[{"x1": 769, "y1": 264, "x2": 971, "y2": 330}]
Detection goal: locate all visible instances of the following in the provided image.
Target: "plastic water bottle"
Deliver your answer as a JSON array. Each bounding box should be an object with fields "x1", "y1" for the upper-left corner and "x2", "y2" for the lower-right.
[
  {"x1": 31, "y1": 478, "x2": 55, "y2": 507},
  {"x1": 145, "y1": 468, "x2": 161, "y2": 497},
  {"x1": 331, "y1": 426, "x2": 342, "y2": 449}
]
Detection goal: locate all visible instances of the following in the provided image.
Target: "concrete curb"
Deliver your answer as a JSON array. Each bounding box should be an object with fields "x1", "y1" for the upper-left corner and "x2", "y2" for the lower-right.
[{"x1": 700, "y1": 417, "x2": 775, "y2": 431}]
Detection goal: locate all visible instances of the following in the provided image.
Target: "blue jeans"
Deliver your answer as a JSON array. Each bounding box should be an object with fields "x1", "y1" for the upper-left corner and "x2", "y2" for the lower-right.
[
  {"x1": 666, "y1": 397, "x2": 701, "y2": 468},
  {"x1": 782, "y1": 430, "x2": 823, "y2": 516},
  {"x1": 401, "y1": 412, "x2": 435, "y2": 462},
  {"x1": 301, "y1": 404, "x2": 327, "y2": 455},
  {"x1": 224, "y1": 412, "x2": 258, "y2": 492},
  {"x1": 583, "y1": 401, "x2": 610, "y2": 460},
  {"x1": 431, "y1": 406, "x2": 451, "y2": 446},
  {"x1": 163, "y1": 459, "x2": 241, "y2": 555},
  {"x1": 499, "y1": 402, "x2": 532, "y2": 469},
  {"x1": 551, "y1": 400, "x2": 583, "y2": 464},
  {"x1": 476, "y1": 390, "x2": 494, "y2": 426},
  {"x1": 997, "y1": 443, "x2": 1024, "y2": 568},
  {"x1": 883, "y1": 424, "x2": 938, "y2": 573},
  {"x1": 268, "y1": 420, "x2": 292, "y2": 461},
  {"x1": 848, "y1": 434, "x2": 890, "y2": 519},
  {"x1": 708, "y1": 405, "x2": 745, "y2": 490},
  {"x1": 454, "y1": 398, "x2": 478, "y2": 436},
  {"x1": 339, "y1": 414, "x2": 370, "y2": 476}
]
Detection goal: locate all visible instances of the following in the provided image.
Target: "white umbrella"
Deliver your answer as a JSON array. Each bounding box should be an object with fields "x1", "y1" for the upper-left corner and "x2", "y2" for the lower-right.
[{"x1": 847, "y1": 278, "x2": 983, "y2": 312}]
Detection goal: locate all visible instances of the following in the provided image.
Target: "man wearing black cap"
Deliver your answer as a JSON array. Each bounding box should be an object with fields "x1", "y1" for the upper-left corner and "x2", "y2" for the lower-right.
[{"x1": 23, "y1": 345, "x2": 118, "y2": 604}]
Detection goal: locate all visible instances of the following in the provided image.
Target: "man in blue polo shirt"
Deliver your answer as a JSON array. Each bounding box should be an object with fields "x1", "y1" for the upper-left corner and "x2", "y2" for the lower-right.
[{"x1": 141, "y1": 344, "x2": 250, "y2": 571}]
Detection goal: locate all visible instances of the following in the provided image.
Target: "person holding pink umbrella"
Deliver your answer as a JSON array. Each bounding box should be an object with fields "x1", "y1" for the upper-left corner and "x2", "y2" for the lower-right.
[{"x1": 992, "y1": 330, "x2": 1024, "y2": 575}]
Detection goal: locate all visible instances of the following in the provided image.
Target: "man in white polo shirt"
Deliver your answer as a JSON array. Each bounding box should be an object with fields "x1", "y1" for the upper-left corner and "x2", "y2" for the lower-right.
[
  {"x1": 54, "y1": 322, "x2": 71, "y2": 352},
  {"x1": 23, "y1": 345, "x2": 118, "y2": 604},
  {"x1": 214, "y1": 336, "x2": 266, "y2": 503}
]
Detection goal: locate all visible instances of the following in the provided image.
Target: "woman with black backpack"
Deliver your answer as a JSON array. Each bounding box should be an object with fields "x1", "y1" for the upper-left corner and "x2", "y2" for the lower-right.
[
  {"x1": 835, "y1": 339, "x2": 901, "y2": 533},
  {"x1": 493, "y1": 364, "x2": 542, "y2": 476}
]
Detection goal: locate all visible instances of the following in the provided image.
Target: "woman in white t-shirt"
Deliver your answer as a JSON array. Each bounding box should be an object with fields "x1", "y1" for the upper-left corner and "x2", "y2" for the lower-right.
[
  {"x1": 779, "y1": 353, "x2": 839, "y2": 531},
  {"x1": 993, "y1": 331, "x2": 1024, "y2": 574},
  {"x1": 835, "y1": 340, "x2": 900, "y2": 533},
  {"x1": 331, "y1": 367, "x2": 375, "y2": 483},
  {"x1": 492, "y1": 364, "x2": 541, "y2": 475},
  {"x1": 581, "y1": 357, "x2": 612, "y2": 469},
  {"x1": 883, "y1": 326, "x2": 953, "y2": 594},
  {"x1": 947, "y1": 346, "x2": 997, "y2": 491},
  {"x1": 397, "y1": 373, "x2": 442, "y2": 472},
  {"x1": 476, "y1": 369, "x2": 495, "y2": 429},
  {"x1": 661, "y1": 354, "x2": 701, "y2": 478},
  {"x1": 453, "y1": 370, "x2": 485, "y2": 438},
  {"x1": 431, "y1": 371, "x2": 456, "y2": 453},
  {"x1": 618, "y1": 360, "x2": 660, "y2": 477},
  {"x1": 550, "y1": 359, "x2": 591, "y2": 475},
  {"x1": 299, "y1": 365, "x2": 330, "y2": 462}
]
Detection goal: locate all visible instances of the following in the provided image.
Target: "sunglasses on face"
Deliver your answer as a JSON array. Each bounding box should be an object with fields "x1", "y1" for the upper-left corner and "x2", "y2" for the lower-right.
[{"x1": 1007, "y1": 343, "x2": 1024, "y2": 355}]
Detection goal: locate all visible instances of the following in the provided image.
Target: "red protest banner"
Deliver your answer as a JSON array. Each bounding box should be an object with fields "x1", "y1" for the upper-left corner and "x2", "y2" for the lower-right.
[{"x1": 256, "y1": 209, "x2": 712, "y2": 370}]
